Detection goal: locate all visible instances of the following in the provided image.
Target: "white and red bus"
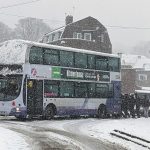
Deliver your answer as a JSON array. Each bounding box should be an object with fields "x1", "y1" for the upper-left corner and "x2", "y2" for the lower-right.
[{"x1": 0, "y1": 40, "x2": 121, "y2": 119}]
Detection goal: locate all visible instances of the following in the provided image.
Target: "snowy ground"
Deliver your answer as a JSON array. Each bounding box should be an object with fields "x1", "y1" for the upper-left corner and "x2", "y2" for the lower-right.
[
  {"x1": 0, "y1": 117, "x2": 150, "y2": 150},
  {"x1": 81, "y1": 118, "x2": 150, "y2": 150},
  {"x1": 0, "y1": 126, "x2": 30, "y2": 150}
]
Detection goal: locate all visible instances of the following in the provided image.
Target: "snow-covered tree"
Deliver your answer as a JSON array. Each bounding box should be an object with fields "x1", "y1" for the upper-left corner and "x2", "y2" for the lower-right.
[
  {"x1": 14, "y1": 17, "x2": 51, "y2": 41},
  {"x1": 0, "y1": 22, "x2": 12, "y2": 42}
]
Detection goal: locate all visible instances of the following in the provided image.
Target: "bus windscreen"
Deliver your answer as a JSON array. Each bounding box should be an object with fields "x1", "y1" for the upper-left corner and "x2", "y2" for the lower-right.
[{"x1": 0, "y1": 75, "x2": 22, "y2": 101}]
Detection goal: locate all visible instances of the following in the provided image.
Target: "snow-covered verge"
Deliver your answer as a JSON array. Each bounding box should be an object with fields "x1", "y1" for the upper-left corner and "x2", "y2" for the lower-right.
[
  {"x1": 0, "y1": 126, "x2": 30, "y2": 150},
  {"x1": 81, "y1": 118, "x2": 150, "y2": 150}
]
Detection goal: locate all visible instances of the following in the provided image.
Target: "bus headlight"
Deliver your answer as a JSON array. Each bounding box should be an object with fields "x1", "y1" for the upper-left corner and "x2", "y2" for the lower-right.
[{"x1": 16, "y1": 107, "x2": 20, "y2": 112}]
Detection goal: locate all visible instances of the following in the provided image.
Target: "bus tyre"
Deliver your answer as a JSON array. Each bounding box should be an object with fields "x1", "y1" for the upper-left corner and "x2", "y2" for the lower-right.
[
  {"x1": 45, "y1": 105, "x2": 55, "y2": 120},
  {"x1": 97, "y1": 105, "x2": 106, "y2": 119}
]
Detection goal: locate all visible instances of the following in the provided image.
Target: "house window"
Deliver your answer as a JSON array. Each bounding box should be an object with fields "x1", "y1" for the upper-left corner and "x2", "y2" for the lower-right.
[
  {"x1": 58, "y1": 32, "x2": 62, "y2": 39},
  {"x1": 73, "y1": 32, "x2": 77, "y2": 38},
  {"x1": 52, "y1": 34, "x2": 55, "y2": 41},
  {"x1": 77, "y1": 33, "x2": 82, "y2": 39},
  {"x1": 73, "y1": 32, "x2": 82, "y2": 39},
  {"x1": 84, "y1": 33, "x2": 91, "y2": 41},
  {"x1": 101, "y1": 33, "x2": 104, "y2": 42},
  {"x1": 138, "y1": 74, "x2": 147, "y2": 81},
  {"x1": 42, "y1": 36, "x2": 48, "y2": 43}
]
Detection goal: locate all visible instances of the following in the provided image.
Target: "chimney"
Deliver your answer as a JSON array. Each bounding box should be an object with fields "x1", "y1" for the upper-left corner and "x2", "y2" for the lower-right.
[{"x1": 65, "y1": 15, "x2": 73, "y2": 25}]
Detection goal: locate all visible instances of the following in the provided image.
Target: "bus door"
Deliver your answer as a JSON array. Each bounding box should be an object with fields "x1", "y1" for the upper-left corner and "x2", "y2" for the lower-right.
[{"x1": 27, "y1": 79, "x2": 43, "y2": 115}]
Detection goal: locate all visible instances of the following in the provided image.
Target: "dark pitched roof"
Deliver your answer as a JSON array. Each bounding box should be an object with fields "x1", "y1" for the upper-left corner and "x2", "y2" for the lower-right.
[{"x1": 44, "y1": 16, "x2": 106, "y2": 36}]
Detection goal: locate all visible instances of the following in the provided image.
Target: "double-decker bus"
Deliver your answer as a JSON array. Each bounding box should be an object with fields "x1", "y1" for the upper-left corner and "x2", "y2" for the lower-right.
[{"x1": 0, "y1": 40, "x2": 121, "y2": 119}]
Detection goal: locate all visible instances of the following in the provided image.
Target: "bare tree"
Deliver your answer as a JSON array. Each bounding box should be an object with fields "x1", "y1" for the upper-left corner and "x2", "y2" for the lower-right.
[
  {"x1": 0, "y1": 22, "x2": 12, "y2": 42},
  {"x1": 14, "y1": 17, "x2": 51, "y2": 41}
]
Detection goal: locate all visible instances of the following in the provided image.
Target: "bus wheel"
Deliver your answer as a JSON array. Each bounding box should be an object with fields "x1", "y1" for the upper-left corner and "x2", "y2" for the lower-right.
[
  {"x1": 97, "y1": 105, "x2": 106, "y2": 119},
  {"x1": 45, "y1": 105, "x2": 55, "y2": 120}
]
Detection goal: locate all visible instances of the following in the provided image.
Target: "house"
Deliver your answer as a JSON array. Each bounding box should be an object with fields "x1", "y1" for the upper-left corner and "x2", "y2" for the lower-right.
[
  {"x1": 41, "y1": 16, "x2": 112, "y2": 53},
  {"x1": 121, "y1": 54, "x2": 150, "y2": 94}
]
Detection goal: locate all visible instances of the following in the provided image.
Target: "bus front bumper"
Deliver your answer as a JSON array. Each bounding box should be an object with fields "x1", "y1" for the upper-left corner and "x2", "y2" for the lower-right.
[{"x1": 9, "y1": 107, "x2": 27, "y2": 118}]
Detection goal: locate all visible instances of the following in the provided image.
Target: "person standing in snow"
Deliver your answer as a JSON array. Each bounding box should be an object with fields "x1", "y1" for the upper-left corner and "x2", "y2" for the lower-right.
[
  {"x1": 142, "y1": 95, "x2": 150, "y2": 118},
  {"x1": 135, "y1": 93, "x2": 141, "y2": 118},
  {"x1": 121, "y1": 94, "x2": 129, "y2": 118},
  {"x1": 128, "y1": 94, "x2": 135, "y2": 118}
]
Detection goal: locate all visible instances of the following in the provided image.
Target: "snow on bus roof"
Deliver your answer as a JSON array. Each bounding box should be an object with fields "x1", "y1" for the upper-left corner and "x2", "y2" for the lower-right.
[
  {"x1": 29, "y1": 41, "x2": 119, "y2": 58},
  {"x1": 0, "y1": 40, "x2": 28, "y2": 64},
  {"x1": 0, "y1": 39, "x2": 119, "y2": 65}
]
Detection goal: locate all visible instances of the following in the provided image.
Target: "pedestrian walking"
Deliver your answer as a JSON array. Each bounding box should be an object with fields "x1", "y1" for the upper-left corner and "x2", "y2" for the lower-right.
[
  {"x1": 135, "y1": 93, "x2": 141, "y2": 118},
  {"x1": 121, "y1": 94, "x2": 129, "y2": 118},
  {"x1": 128, "y1": 94, "x2": 135, "y2": 118},
  {"x1": 142, "y1": 95, "x2": 150, "y2": 118}
]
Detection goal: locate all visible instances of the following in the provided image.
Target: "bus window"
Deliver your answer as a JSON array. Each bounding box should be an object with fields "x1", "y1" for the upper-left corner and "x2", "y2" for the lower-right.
[
  {"x1": 60, "y1": 51, "x2": 74, "y2": 67},
  {"x1": 75, "y1": 53, "x2": 87, "y2": 69},
  {"x1": 96, "y1": 56, "x2": 108, "y2": 71},
  {"x1": 60, "y1": 81, "x2": 74, "y2": 97},
  {"x1": 87, "y1": 55, "x2": 95, "y2": 69},
  {"x1": 88, "y1": 83, "x2": 95, "y2": 97},
  {"x1": 29, "y1": 46, "x2": 43, "y2": 64},
  {"x1": 75, "y1": 82, "x2": 87, "y2": 98},
  {"x1": 44, "y1": 81, "x2": 59, "y2": 97},
  {"x1": 23, "y1": 78, "x2": 26, "y2": 105},
  {"x1": 96, "y1": 83, "x2": 108, "y2": 98},
  {"x1": 109, "y1": 57, "x2": 120, "y2": 72},
  {"x1": 108, "y1": 84, "x2": 114, "y2": 98},
  {"x1": 0, "y1": 76, "x2": 22, "y2": 101},
  {"x1": 43, "y1": 48, "x2": 59, "y2": 66}
]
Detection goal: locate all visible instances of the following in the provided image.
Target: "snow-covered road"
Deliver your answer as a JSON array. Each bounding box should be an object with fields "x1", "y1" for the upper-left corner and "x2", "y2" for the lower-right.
[{"x1": 0, "y1": 117, "x2": 150, "y2": 150}]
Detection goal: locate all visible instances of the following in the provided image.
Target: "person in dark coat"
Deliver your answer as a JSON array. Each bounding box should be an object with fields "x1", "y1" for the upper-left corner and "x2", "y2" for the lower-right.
[
  {"x1": 128, "y1": 94, "x2": 135, "y2": 118},
  {"x1": 142, "y1": 95, "x2": 150, "y2": 118},
  {"x1": 121, "y1": 94, "x2": 129, "y2": 118},
  {"x1": 135, "y1": 93, "x2": 141, "y2": 118}
]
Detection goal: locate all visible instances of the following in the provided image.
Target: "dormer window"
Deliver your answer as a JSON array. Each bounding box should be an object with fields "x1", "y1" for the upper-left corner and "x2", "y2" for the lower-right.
[
  {"x1": 101, "y1": 33, "x2": 104, "y2": 43},
  {"x1": 42, "y1": 36, "x2": 49, "y2": 43},
  {"x1": 73, "y1": 32, "x2": 82, "y2": 39},
  {"x1": 52, "y1": 34, "x2": 55, "y2": 41},
  {"x1": 139, "y1": 74, "x2": 147, "y2": 81},
  {"x1": 58, "y1": 31, "x2": 62, "y2": 39},
  {"x1": 84, "y1": 33, "x2": 91, "y2": 41},
  {"x1": 73, "y1": 32, "x2": 77, "y2": 38},
  {"x1": 77, "y1": 33, "x2": 82, "y2": 39}
]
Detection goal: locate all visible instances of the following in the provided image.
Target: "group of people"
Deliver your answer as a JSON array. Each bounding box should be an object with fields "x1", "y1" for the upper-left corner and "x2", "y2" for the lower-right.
[{"x1": 121, "y1": 93, "x2": 150, "y2": 118}]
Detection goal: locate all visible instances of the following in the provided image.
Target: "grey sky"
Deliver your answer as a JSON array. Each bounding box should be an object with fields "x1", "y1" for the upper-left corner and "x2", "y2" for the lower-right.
[{"x1": 0, "y1": 0, "x2": 150, "y2": 53}]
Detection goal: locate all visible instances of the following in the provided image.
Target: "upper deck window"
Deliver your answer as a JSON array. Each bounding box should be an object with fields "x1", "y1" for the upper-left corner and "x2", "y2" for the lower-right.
[
  {"x1": 75, "y1": 53, "x2": 87, "y2": 69},
  {"x1": 43, "y1": 48, "x2": 59, "y2": 66},
  {"x1": 96, "y1": 56, "x2": 108, "y2": 71},
  {"x1": 29, "y1": 46, "x2": 119, "y2": 72},
  {"x1": 88, "y1": 55, "x2": 95, "y2": 69},
  {"x1": 60, "y1": 51, "x2": 74, "y2": 67},
  {"x1": 29, "y1": 47, "x2": 43, "y2": 64},
  {"x1": 109, "y1": 57, "x2": 120, "y2": 72}
]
